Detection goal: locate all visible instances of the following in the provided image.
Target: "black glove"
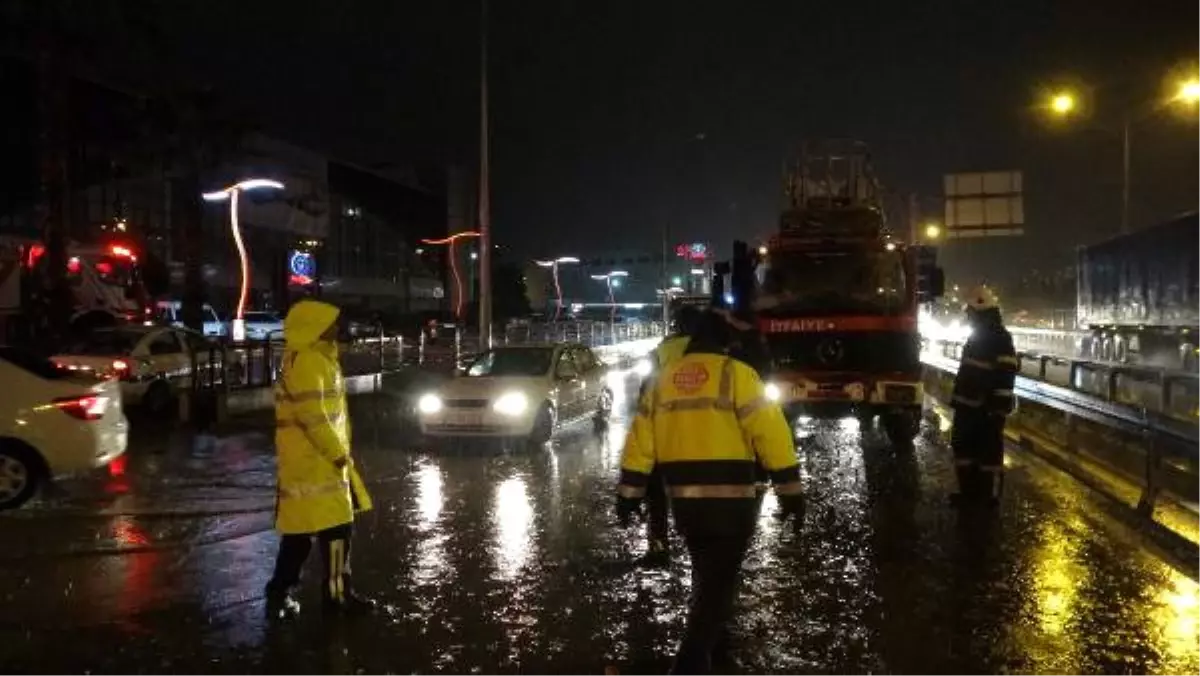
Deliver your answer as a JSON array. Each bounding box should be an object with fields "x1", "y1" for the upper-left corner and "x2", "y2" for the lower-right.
[
  {"x1": 616, "y1": 496, "x2": 644, "y2": 528},
  {"x1": 776, "y1": 493, "x2": 805, "y2": 524}
]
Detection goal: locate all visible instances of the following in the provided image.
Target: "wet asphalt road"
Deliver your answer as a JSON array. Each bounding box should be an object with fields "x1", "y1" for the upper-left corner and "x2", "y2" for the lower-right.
[{"x1": 0, "y1": 374, "x2": 1196, "y2": 674}]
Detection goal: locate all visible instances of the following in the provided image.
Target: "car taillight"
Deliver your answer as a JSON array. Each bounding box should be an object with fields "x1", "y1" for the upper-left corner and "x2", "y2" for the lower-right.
[{"x1": 53, "y1": 395, "x2": 109, "y2": 421}]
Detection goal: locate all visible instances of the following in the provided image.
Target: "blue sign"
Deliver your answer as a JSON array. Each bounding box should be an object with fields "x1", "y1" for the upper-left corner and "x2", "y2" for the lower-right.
[{"x1": 289, "y1": 250, "x2": 316, "y2": 285}]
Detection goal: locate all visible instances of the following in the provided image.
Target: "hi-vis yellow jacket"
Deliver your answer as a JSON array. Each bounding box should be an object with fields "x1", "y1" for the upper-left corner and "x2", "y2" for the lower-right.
[
  {"x1": 619, "y1": 352, "x2": 801, "y2": 500},
  {"x1": 274, "y1": 300, "x2": 372, "y2": 534}
]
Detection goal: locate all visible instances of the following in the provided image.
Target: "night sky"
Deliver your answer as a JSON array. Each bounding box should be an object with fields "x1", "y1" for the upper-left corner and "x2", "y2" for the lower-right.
[{"x1": 63, "y1": 0, "x2": 1200, "y2": 262}]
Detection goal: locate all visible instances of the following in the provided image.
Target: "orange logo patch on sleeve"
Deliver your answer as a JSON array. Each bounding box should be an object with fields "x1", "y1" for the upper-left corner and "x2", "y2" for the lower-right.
[{"x1": 671, "y1": 362, "x2": 710, "y2": 393}]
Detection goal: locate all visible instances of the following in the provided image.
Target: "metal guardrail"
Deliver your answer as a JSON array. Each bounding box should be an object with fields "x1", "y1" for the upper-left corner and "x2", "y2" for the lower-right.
[
  {"x1": 922, "y1": 345, "x2": 1198, "y2": 563},
  {"x1": 190, "y1": 320, "x2": 667, "y2": 391},
  {"x1": 929, "y1": 338, "x2": 1198, "y2": 426}
]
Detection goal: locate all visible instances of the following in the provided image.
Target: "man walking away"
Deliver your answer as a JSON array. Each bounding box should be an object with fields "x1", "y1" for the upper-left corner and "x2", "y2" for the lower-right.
[
  {"x1": 618, "y1": 310, "x2": 803, "y2": 673},
  {"x1": 265, "y1": 299, "x2": 376, "y2": 618}
]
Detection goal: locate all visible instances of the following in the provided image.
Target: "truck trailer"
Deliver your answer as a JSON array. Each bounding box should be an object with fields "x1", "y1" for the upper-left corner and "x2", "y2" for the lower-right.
[{"x1": 1076, "y1": 211, "x2": 1198, "y2": 370}]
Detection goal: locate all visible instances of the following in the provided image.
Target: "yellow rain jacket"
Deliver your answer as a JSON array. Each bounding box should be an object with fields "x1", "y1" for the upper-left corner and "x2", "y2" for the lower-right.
[
  {"x1": 274, "y1": 300, "x2": 372, "y2": 534},
  {"x1": 619, "y1": 353, "x2": 799, "y2": 500},
  {"x1": 653, "y1": 334, "x2": 691, "y2": 370}
]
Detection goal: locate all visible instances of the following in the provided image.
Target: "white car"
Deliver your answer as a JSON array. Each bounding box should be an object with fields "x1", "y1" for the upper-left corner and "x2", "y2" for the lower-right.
[
  {"x1": 417, "y1": 343, "x2": 612, "y2": 443},
  {"x1": 52, "y1": 326, "x2": 219, "y2": 414},
  {"x1": 0, "y1": 346, "x2": 128, "y2": 509},
  {"x1": 242, "y1": 311, "x2": 284, "y2": 341}
]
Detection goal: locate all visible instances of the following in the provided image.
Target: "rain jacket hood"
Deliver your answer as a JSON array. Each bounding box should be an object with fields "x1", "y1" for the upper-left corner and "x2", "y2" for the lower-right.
[{"x1": 285, "y1": 300, "x2": 340, "y2": 351}]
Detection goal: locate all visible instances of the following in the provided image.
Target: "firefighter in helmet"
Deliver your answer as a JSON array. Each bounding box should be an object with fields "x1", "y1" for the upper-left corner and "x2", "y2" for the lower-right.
[
  {"x1": 949, "y1": 286, "x2": 1018, "y2": 507},
  {"x1": 635, "y1": 303, "x2": 702, "y2": 564},
  {"x1": 618, "y1": 310, "x2": 803, "y2": 673}
]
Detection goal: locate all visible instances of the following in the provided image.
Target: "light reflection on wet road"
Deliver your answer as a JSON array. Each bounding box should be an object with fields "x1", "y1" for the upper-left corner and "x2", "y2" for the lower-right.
[{"x1": 0, "y1": 375, "x2": 1196, "y2": 674}]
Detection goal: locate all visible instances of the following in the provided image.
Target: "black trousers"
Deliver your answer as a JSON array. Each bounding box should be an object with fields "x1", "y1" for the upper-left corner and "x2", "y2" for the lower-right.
[
  {"x1": 266, "y1": 523, "x2": 353, "y2": 604},
  {"x1": 951, "y1": 408, "x2": 1006, "y2": 498},
  {"x1": 645, "y1": 466, "x2": 669, "y2": 545},
  {"x1": 670, "y1": 499, "x2": 758, "y2": 675}
]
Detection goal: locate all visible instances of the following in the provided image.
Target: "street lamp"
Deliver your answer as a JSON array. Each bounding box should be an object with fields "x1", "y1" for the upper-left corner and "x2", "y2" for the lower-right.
[
  {"x1": 924, "y1": 223, "x2": 942, "y2": 240},
  {"x1": 1175, "y1": 78, "x2": 1200, "y2": 104},
  {"x1": 1041, "y1": 73, "x2": 1199, "y2": 233},
  {"x1": 534, "y1": 256, "x2": 579, "y2": 322},
  {"x1": 591, "y1": 270, "x2": 629, "y2": 322},
  {"x1": 202, "y1": 178, "x2": 285, "y2": 341},
  {"x1": 420, "y1": 231, "x2": 481, "y2": 322}
]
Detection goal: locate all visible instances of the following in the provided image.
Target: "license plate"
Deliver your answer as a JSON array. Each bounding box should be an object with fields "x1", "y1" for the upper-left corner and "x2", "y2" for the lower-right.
[{"x1": 444, "y1": 410, "x2": 482, "y2": 426}]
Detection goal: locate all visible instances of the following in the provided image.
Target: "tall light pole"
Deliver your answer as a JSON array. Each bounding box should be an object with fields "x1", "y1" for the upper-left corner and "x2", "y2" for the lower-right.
[
  {"x1": 420, "y1": 230, "x2": 481, "y2": 322},
  {"x1": 1044, "y1": 75, "x2": 1198, "y2": 234},
  {"x1": 202, "y1": 178, "x2": 285, "y2": 341},
  {"x1": 534, "y1": 256, "x2": 579, "y2": 321},
  {"x1": 477, "y1": 0, "x2": 493, "y2": 350},
  {"x1": 591, "y1": 270, "x2": 629, "y2": 323}
]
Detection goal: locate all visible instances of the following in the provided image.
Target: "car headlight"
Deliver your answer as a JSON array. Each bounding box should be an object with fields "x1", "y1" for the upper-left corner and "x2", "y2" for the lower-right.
[
  {"x1": 764, "y1": 383, "x2": 782, "y2": 402},
  {"x1": 417, "y1": 393, "x2": 443, "y2": 415},
  {"x1": 492, "y1": 391, "x2": 528, "y2": 416},
  {"x1": 633, "y1": 358, "x2": 653, "y2": 378}
]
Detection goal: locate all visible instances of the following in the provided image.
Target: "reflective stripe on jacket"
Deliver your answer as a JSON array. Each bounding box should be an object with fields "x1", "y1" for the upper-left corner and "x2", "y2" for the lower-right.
[
  {"x1": 951, "y1": 322, "x2": 1018, "y2": 415},
  {"x1": 274, "y1": 300, "x2": 372, "y2": 534},
  {"x1": 618, "y1": 353, "x2": 800, "y2": 501}
]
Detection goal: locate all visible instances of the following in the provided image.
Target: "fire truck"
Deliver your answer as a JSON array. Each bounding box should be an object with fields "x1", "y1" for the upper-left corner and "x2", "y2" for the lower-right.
[
  {"x1": 0, "y1": 236, "x2": 149, "y2": 341},
  {"x1": 714, "y1": 140, "x2": 945, "y2": 446}
]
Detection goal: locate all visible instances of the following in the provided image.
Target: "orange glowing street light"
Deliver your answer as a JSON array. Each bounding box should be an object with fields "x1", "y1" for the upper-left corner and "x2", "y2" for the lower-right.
[
  {"x1": 202, "y1": 178, "x2": 285, "y2": 341},
  {"x1": 534, "y1": 256, "x2": 579, "y2": 321},
  {"x1": 420, "y1": 231, "x2": 481, "y2": 320}
]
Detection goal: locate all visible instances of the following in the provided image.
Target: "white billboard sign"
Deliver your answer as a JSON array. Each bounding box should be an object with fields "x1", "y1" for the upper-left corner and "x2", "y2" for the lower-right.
[{"x1": 943, "y1": 171, "x2": 1024, "y2": 238}]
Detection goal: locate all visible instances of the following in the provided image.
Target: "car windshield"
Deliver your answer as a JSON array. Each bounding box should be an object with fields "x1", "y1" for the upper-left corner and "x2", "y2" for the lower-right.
[
  {"x1": 69, "y1": 330, "x2": 141, "y2": 355},
  {"x1": 466, "y1": 348, "x2": 554, "y2": 377},
  {"x1": 755, "y1": 248, "x2": 909, "y2": 316},
  {"x1": 0, "y1": 346, "x2": 67, "y2": 380}
]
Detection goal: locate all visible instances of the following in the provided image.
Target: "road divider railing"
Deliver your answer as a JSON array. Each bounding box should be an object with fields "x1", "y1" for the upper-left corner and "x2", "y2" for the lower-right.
[
  {"x1": 921, "y1": 343, "x2": 1199, "y2": 566},
  {"x1": 181, "y1": 321, "x2": 666, "y2": 420}
]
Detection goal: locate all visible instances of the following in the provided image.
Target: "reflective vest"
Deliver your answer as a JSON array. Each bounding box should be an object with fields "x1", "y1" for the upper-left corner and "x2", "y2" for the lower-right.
[
  {"x1": 952, "y1": 323, "x2": 1018, "y2": 415},
  {"x1": 619, "y1": 352, "x2": 800, "y2": 500}
]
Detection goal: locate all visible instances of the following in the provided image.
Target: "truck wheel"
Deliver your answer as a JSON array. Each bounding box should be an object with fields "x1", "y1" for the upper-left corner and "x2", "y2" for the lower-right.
[
  {"x1": 882, "y1": 411, "x2": 920, "y2": 448},
  {"x1": 0, "y1": 441, "x2": 45, "y2": 510}
]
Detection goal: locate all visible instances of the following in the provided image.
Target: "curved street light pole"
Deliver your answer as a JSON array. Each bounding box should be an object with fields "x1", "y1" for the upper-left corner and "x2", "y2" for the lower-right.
[
  {"x1": 202, "y1": 178, "x2": 285, "y2": 341},
  {"x1": 421, "y1": 231, "x2": 481, "y2": 323},
  {"x1": 535, "y1": 256, "x2": 579, "y2": 322}
]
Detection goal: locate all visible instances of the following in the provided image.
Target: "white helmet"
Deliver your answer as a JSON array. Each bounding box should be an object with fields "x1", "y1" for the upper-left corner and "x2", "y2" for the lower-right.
[{"x1": 965, "y1": 285, "x2": 1000, "y2": 311}]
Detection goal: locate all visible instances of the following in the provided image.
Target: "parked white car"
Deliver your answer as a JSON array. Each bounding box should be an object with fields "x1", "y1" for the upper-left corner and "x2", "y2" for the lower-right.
[
  {"x1": 52, "y1": 326, "x2": 219, "y2": 414},
  {"x1": 155, "y1": 301, "x2": 227, "y2": 338},
  {"x1": 0, "y1": 346, "x2": 128, "y2": 509},
  {"x1": 417, "y1": 343, "x2": 612, "y2": 443},
  {"x1": 242, "y1": 311, "x2": 284, "y2": 341}
]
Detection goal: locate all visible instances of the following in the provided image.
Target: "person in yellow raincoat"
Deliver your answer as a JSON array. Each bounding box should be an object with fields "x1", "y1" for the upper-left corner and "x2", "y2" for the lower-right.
[{"x1": 265, "y1": 299, "x2": 375, "y2": 617}]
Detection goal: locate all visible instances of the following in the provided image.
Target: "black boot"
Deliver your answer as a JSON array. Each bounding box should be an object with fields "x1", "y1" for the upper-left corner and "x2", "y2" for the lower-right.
[{"x1": 323, "y1": 584, "x2": 379, "y2": 617}]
